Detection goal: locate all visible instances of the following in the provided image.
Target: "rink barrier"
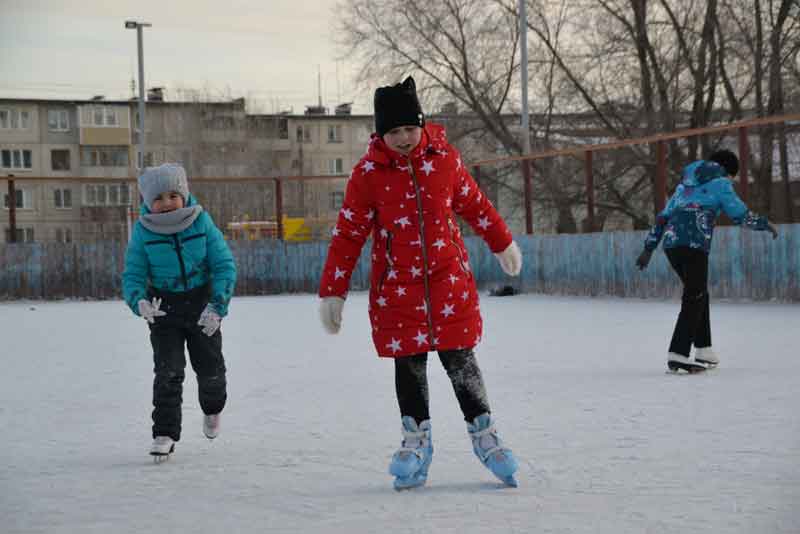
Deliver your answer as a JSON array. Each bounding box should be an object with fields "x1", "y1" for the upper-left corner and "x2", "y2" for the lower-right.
[{"x1": 0, "y1": 224, "x2": 797, "y2": 301}]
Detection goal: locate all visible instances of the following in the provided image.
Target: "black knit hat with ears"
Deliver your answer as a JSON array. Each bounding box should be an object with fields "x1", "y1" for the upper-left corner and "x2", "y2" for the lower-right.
[
  {"x1": 374, "y1": 76, "x2": 425, "y2": 137},
  {"x1": 708, "y1": 149, "x2": 739, "y2": 177}
]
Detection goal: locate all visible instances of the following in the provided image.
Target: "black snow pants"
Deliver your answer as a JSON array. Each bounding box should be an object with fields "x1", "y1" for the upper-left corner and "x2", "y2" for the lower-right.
[
  {"x1": 148, "y1": 284, "x2": 227, "y2": 441},
  {"x1": 665, "y1": 246, "x2": 712, "y2": 357},
  {"x1": 394, "y1": 348, "x2": 490, "y2": 425}
]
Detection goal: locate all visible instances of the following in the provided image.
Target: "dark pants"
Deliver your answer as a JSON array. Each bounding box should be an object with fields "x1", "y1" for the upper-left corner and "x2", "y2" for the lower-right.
[
  {"x1": 665, "y1": 247, "x2": 712, "y2": 357},
  {"x1": 148, "y1": 286, "x2": 227, "y2": 441},
  {"x1": 394, "y1": 348, "x2": 490, "y2": 425}
]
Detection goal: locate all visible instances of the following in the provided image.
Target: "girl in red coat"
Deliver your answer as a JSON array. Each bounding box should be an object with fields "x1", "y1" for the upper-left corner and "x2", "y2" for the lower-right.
[{"x1": 318, "y1": 77, "x2": 522, "y2": 489}]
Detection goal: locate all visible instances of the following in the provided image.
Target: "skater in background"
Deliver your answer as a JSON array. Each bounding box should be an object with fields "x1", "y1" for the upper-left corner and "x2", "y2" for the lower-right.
[
  {"x1": 636, "y1": 149, "x2": 778, "y2": 372},
  {"x1": 318, "y1": 76, "x2": 523, "y2": 489},
  {"x1": 122, "y1": 163, "x2": 237, "y2": 459}
]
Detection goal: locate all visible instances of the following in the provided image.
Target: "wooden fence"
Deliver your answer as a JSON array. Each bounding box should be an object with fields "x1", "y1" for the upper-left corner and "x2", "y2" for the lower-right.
[{"x1": 1, "y1": 224, "x2": 797, "y2": 302}]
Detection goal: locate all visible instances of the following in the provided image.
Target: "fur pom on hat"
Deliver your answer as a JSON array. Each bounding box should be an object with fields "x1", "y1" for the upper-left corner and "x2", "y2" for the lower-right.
[
  {"x1": 137, "y1": 163, "x2": 190, "y2": 209},
  {"x1": 374, "y1": 76, "x2": 425, "y2": 137}
]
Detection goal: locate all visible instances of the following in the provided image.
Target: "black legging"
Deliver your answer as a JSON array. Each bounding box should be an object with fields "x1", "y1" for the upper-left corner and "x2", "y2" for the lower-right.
[
  {"x1": 665, "y1": 246, "x2": 712, "y2": 356},
  {"x1": 394, "y1": 347, "x2": 490, "y2": 424}
]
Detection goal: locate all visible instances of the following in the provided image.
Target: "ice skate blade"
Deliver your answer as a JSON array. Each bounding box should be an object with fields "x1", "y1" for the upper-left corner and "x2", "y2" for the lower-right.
[
  {"x1": 501, "y1": 475, "x2": 519, "y2": 488},
  {"x1": 393, "y1": 473, "x2": 428, "y2": 491},
  {"x1": 666, "y1": 362, "x2": 707, "y2": 374},
  {"x1": 150, "y1": 444, "x2": 175, "y2": 463}
]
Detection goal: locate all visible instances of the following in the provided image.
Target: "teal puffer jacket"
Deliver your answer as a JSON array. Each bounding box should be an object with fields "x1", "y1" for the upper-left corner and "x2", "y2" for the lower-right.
[{"x1": 122, "y1": 195, "x2": 237, "y2": 316}]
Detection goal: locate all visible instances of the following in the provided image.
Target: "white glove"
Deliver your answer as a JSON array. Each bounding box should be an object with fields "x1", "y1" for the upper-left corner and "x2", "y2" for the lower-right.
[
  {"x1": 137, "y1": 297, "x2": 167, "y2": 324},
  {"x1": 319, "y1": 296, "x2": 345, "y2": 334},
  {"x1": 494, "y1": 241, "x2": 522, "y2": 276},
  {"x1": 197, "y1": 305, "x2": 222, "y2": 337}
]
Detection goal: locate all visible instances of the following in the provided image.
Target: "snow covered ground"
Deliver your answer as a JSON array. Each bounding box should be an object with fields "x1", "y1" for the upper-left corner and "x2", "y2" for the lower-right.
[{"x1": 2, "y1": 293, "x2": 798, "y2": 534}]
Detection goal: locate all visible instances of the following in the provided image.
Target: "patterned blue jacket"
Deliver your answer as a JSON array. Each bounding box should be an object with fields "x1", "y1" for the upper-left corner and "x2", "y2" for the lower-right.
[
  {"x1": 122, "y1": 195, "x2": 237, "y2": 316},
  {"x1": 644, "y1": 160, "x2": 771, "y2": 253}
]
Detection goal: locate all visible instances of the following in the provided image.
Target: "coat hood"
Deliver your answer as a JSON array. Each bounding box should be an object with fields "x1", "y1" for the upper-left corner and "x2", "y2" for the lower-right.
[{"x1": 682, "y1": 160, "x2": 728, "y2": 187}]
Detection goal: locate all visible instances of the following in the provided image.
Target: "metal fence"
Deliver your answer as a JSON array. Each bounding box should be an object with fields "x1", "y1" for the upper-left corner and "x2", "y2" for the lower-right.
[{"x1": 1, "y1": 225, "x2": 797, "y2": 301}]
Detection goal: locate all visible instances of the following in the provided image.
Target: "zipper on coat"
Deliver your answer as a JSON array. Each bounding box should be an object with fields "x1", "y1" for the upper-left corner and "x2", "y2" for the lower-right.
[
  {"x1": 447, "y1": 218, "x2": 469, "y2": 275},
  {"x1": 378, "y1": 229, "x2": 393, "y2": 294},
  {"x1": 408, "y1": 160, "x2": 435, "y2": 346},
  {"x1": 172, "y1": 235, "x2": 189, "y2": 289}
]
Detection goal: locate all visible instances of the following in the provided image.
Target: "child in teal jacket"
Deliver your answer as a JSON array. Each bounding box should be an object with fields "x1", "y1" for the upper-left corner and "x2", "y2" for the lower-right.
[{"x1": 122, "y1": 163, "x2": 237, "y2": 459}]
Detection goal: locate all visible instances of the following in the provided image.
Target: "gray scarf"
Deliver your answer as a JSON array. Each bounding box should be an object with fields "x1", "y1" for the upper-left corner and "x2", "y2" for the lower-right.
[{"x1": 139, "y1": 205, "x2": 203, "y2": 235}]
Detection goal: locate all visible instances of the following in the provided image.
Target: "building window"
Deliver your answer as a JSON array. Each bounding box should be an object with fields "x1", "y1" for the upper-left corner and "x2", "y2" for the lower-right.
[
  {"x1": 327, "y1": 125, "x2": 343, "y2": 143},
  {"x1": 81, "y1": 106, "x2": 120, "y2": 127},
  {"x1": 330, "y1": 191, "x2": 344, "y2": 210},
  {"x1": 328, "y1": 158, "x2": 344, "y2": 175},
  {"x1": 3, "y1": 188, "x2": 32, "y2": 210},
  {"x1": 54, "y1": 188, "x2": 72, "y2": 209},
  {"x1": 278, "y1": 118, "x2": 289, "y2": 139},
  {"x1": 80, "y1": 146, "x2": 129, "y2": 167},
  {"x1": 51, "y1": 149, "x2": 71, "y2": 171},
  {"x1": 0, "y1": 109, "x2": 31, "y2": 130},
  {"x1": 5, "y1": 227, "x2": 34, "y2": 243},
  {"x1": 296, "y1": 125, "x2": 311, "y2": 143},
  {"x1": 55, "y1": 228, "x2": 73, "y2": 243},
  {"x1": 1, "y1": 149, "x2": 33, "y2": 170},
  {"x1": 83, "y1": 184, "x2": 132, "y2": 206},
  {"x1": 48, "y1": 110, "x2": 70, "y2": 131}
]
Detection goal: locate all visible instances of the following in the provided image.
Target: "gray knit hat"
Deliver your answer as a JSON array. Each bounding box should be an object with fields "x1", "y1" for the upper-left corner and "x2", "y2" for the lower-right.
[{"x1": 137, "y1": 163, "x2": 190, "y2": 209}]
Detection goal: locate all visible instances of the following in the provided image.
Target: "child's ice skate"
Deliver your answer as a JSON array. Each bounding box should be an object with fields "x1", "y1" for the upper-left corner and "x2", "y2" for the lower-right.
[
  {"x1": 150, "y1": 436, "x2": 175, "y2": 463},
  {"x1": 667, "y1": 352, "x2": 707, "y2": 373},
  {"x1": 467, "y1": 413, "x2": 518, "y2": 487},
  {"x1": 693, "y1": 347, "x2": 719, "y2": 367},
  {"x1": 389, "y1": 416, "x2": 432, "y2": 490},
  {"x1": 203, "y1": 413, "x2": 221, "y2": 439}
]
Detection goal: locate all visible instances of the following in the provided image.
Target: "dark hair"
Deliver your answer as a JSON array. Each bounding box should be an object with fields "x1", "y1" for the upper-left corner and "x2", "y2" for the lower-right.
[{"x1": 708, "y1": 149, "x2": 739, "y2": 177}]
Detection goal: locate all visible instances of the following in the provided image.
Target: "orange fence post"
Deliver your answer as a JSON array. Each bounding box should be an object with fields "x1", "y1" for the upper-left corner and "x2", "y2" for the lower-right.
[
  {"x1": 654, "y1": 141, "x2": 667, "y2": 214},
  {"x1": 274, "y1": 178, "x2": 284, "y2": 241},
  {"x1": 522, "y1": 160, "x2": 533, "y2": 234},
  {"x1": 585, "y1": 150, "x2": 595, "y2": 232},
  {"x1": 738, "y1": 126, "x2": 749, "y2": 202},
  {"x1": 7, "y1": 177, "x2": 16, "y2": 243}
]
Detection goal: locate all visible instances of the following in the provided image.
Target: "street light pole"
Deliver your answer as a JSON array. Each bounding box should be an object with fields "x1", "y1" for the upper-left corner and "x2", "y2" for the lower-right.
[
  {"x1": 125, "y1": 20, "x2": 151, "y2": 172},
  {"x1": 519, "y1": 0, "x2": 533, "y2": 234}
]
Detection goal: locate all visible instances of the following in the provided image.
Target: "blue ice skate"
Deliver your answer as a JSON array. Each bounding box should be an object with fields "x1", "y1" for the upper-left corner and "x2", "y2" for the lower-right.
[
  {"x1": 467, "y1": 413, "x2": 519, "y2": 487},
  {"x1": 389, "y1": 416, "x2": 433, "y2": 490}
]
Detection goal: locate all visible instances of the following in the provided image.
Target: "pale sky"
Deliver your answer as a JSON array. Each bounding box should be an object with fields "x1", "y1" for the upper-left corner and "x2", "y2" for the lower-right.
[{"x1": 0, "y1": 0, "x2": 371, "y2": 113}]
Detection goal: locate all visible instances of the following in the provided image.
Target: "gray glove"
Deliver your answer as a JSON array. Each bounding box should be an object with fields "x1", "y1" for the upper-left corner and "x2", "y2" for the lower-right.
[
  {"x1": 197, "y1": 304, "x2": 222, "y2": 336},
  {"x1": 137, "y1": 297, "x2": 167, "y2": 323}
]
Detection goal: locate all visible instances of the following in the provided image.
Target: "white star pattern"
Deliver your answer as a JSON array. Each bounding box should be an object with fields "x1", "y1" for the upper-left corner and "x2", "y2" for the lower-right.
[
  {"x1": 395, "y1": 216, "x2": 411, "y2": 228},
  {"x1": 395, "y1": 286, "x2": 407, "y2": 296},
  {"x1": 433, "y1": 337, "x2": 440, "y2": 345},
  {"x1": 351, "y1": 229, "x2": 360, "y2": 236},
  {"x1": 416, "y1": 301, "x2": 427, "y2": 313},
  {"x1": 432, "y1": 238, "x2": 446, "y2": 250},
  {"x1": 456, "y1": 157, "x2": 462, "y2": 169},
  {"x1": 414, "y1": 331, "x2": 428, "y2": 347},
  {"x1": 405, "y1": 192, "x2": 416, "y2": 199},
  {"x1": 445, "y1": 197, "x2": 452, "y2": 207},
  {"x1": 331, "y1": 226, "x2": 340, "y2": 236},
  {"x1": 366, "y1": 209, "x2": 375, "y2": 220},
  {"x1": 362, "y1": 160, "x2": 375, "y2": 173},
  {"x1": 460, "y1": 184, "x2": 470, "y2": 196},
  {"x1": 449, "y1": 274, "x2": 459, "y2": 285},
  {"x1": 376, "y1": 296, "x2": 388, "y2": 307},
  {"x1": 341, "y1": 208, "x2": 354, "y2": 221},
  {"x1": 477, "y1": 216, "x2": 492, "y2": 230},
  {"x1": 380, "y1": 229, "x2": 389, "y2": 238},
  {"x1": 441, "y1": 303, "x2": 455, "y2": 317},
  {"x1": 334, "y1": 267, "x2": 346, "y2": 280},
  {"x1": 410, "y1": 266, "x2": 422, "y2": 278},
  {"x1": 421, "y1": 160, "x2": 435, "y2": 176},
  {"x1": 461, "y1": 291, "x2": 470, "y2": 301},
  {"x1": 386, "y1": 338, "x2": 402, "y2": 354},
  {"x1": 387, "y1": 269, "x2": 398, "y2": 280}
]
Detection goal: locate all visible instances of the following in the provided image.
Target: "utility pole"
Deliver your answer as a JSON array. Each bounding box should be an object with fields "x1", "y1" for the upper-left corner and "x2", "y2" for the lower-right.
[
  {"x1": 519, "y1": 0, "x2": 533, "y2": 234},
  {"x1": 125, "y1": 20, "x2": 152, "y2": 172}
]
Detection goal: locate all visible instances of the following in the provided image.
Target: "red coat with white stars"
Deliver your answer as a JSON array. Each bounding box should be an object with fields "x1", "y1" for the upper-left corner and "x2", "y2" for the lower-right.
[{"x1": 319, "y1": 123, "x2": 513, "y2": 357}]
